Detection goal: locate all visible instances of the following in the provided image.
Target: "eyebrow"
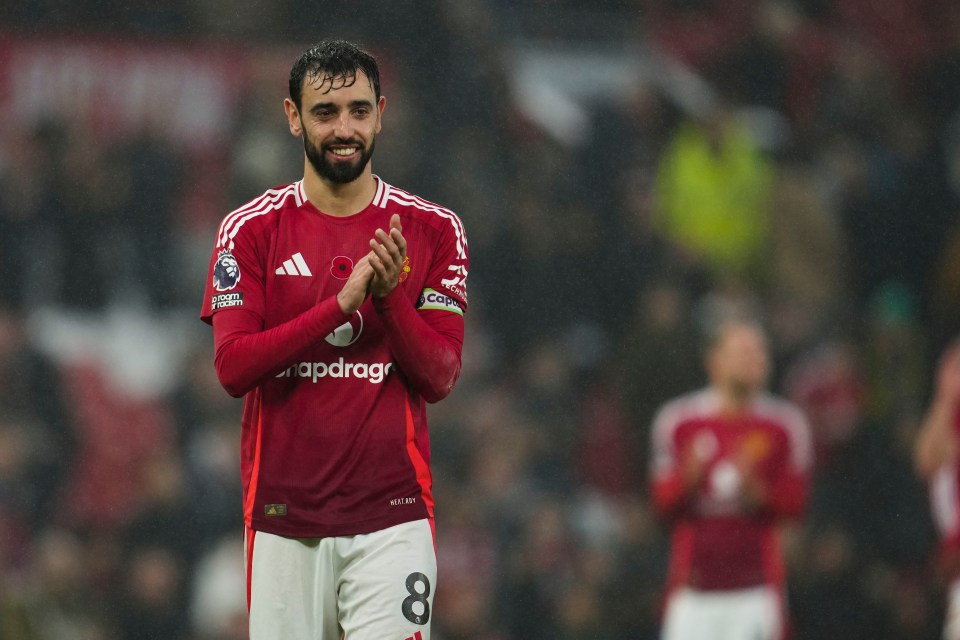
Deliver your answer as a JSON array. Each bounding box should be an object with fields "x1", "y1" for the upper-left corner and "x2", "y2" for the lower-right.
[{"x1": 309, "y1": 99, "x2": 374, "y2": 114}]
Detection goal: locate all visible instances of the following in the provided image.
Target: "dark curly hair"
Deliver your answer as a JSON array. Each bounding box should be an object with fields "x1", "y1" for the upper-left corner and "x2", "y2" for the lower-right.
[{"x1": 289, "y1": 40, "x2": 381, "y2": 108}]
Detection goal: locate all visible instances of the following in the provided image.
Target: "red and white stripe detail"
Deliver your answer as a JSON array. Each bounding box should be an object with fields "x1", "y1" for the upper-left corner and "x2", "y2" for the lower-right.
[
  {"x1": 372, "y1": 174, "x2": 386, "y2": 207},
  {"x1": 373, "y1": 180, "x2": 468, "y2": 261},
  {"x1": 650, "y1": 389, "x2": 716, "y2": 480},
  {"x1": 650, "y1": 390, "x2": 813, "y2": 478},
  {"x1": 933, "y1": 465, "x2": 960, "y2": 538},
  {"x1": 217, "y1": 182, "x2": 303, "y2": 249},
  {"x1": 755, "y1": 394, "x2": 814, "y2": 473}
]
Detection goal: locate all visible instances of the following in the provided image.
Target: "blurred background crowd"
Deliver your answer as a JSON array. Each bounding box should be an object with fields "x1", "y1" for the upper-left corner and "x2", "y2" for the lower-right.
[{"x1": 2, "y1": 0, "x2": 960, "y2": 638}]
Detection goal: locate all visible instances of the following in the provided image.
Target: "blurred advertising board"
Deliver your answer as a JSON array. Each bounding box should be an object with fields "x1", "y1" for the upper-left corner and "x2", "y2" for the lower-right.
[{"x1": 0, "y1": 35, "x2": 251, "y2": 150}]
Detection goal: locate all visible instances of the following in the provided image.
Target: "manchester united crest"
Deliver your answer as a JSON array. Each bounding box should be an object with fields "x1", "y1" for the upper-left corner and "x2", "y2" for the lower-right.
[{"x1": 398, "y1": 256, "x2": 412, "y2": 283}]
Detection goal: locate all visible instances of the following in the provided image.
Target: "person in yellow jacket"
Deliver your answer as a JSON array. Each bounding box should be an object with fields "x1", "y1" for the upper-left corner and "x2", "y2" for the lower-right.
[{"x1": 655, "y1": 107, "x2": 774, "y2": 283}]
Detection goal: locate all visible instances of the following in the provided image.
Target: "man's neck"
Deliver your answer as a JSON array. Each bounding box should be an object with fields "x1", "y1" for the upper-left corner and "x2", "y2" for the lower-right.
[
  {"x1": 714, "y1": 385, "x2": 757, "y2": 416},
  {"x1": 302, "y1": 164, "x2": 377, "y2": 217}
]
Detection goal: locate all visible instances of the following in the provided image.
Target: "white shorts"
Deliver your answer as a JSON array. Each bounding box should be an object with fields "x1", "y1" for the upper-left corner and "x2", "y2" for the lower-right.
[
  {"x1": 661, "y1": 586, "x2": 784, "y2": 640},
  {"x1": 944, "y1": 579, "x2": 960, "y2": 640},
  {"x1": 245, "y1": 519, "x2": 436, "y2": 640}
]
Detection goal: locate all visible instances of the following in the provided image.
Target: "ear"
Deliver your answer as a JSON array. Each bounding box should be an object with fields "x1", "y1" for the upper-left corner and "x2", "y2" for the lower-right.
[
  {"x1": 284, "y1": 98, "x2": 303, "y2": 137},
  {"x1": 374, "y1": 95, "x2": 387, "y2": 134}
]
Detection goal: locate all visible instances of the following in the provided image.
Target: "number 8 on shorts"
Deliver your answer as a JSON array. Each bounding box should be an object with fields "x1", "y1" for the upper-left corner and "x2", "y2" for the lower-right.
[{"x1": 402, "y1": 572, "x2": 431, "y2": 625}]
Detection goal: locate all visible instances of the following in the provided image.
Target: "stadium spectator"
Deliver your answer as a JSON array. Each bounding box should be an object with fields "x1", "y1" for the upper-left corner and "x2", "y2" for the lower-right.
[{"x1": 653, "y1": 102, "x2": 775, "y2": 285}]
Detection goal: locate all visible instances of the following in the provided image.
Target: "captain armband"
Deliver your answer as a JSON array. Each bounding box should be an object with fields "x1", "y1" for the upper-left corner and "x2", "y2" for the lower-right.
[{"x1": 415, "y1": 288, "x2": 463, "y2": 315}]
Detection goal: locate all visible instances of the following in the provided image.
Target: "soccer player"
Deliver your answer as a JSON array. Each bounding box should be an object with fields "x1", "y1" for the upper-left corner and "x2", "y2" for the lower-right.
[
  {"x1": 915, "y1": 342, "x2": 960, "y2": 640},
  {"x1": 200, "y1": 41, "x2": 468, "y2": 640},
  {"x1": 649, "y1": 318, "x2": 812, "y2": 640}
]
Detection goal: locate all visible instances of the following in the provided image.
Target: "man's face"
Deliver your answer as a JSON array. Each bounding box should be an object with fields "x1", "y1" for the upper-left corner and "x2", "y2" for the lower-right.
[
  {"x1": 285, "y1": 70, "x2": 385, "y2": 185},
  {"x1": 707, "y1": 324, "x2": 770, "y2": 397}
]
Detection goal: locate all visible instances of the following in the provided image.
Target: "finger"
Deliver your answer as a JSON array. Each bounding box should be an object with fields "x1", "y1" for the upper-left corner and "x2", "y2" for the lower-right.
[
  {"x1": 370, "y1": 236, "x2": 399, "y2": 269},
  {"x1": 368, "y1": 254, "x2": 389, "y2": 280},
  {"x1": 389, "y1": 213, "x2": 402, "y2": 232},
  {"x1": 389, "y1": 227, "x2": 407, "y2": 257},
  {"x1": 374, "y1": 228, "x2": 402, "y2": 263},
  {"x1": 369, "y1": 237, "x2": 388, "y2": 259},
  {"x1": 374, "y1": 228, "x2": 395, "y2": 249},
  {"x1": 346, "y1": 260, "x2": 374, "y2": 284},
  {"x1": 353, "y1": 253, "x2": 375, "y2": 272},
  {"x1": 376, "y1": 230, "x2": 403, "y2": 266},
  {"x1": 357, "y1": 260, "x2": 376, "y2": 277},
  {"x1": 369, "y1": 239, "x2": 395, "y2": 272},
  {"x1": 349, "y1": 260, "x2": 369, "y2": 278}
]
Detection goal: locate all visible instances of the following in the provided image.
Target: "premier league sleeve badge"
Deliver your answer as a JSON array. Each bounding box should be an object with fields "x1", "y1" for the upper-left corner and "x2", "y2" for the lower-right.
[{"x1": 213, "y1": 249, "x2": 241, "y2": 291}]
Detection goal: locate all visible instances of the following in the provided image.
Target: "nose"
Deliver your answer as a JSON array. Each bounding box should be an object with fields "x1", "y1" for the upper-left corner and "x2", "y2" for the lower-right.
[{"x1": 335, "y1": 112, "x2": 354, "y2": 138}]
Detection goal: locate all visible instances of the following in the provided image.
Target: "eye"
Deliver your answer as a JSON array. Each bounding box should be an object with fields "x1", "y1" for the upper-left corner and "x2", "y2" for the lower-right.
[{"x1": 353, "y1": 107, "x2": 370, "y2": 117}]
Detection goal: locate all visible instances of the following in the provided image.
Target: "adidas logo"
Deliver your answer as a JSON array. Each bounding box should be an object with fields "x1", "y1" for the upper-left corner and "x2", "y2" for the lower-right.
[{"x1": 275, "y1": 252, "x2": 312, "y2": 276}]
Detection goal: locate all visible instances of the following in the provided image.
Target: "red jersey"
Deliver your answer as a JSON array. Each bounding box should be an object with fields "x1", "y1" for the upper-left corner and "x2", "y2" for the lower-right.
[
  {"x1": 650, "y1": 389, "x2": 812, "y2": 592},
  {"x1": 200, "y1": 177, "x2": 468, "y2": 538},
  {"x1": 930, "y1": 409, "x2": 960, "y2": 577}
]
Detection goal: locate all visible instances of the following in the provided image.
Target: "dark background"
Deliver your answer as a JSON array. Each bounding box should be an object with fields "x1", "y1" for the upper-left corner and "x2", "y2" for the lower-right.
[{"x1": 1, "y1": 1, "x2": 959, "y2": 638}]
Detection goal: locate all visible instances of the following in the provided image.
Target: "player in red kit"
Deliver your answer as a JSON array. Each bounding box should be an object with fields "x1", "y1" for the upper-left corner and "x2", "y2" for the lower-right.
[
  {"x1": 200, "y1": 41, "x2": 468, "y2": 640},
  {"x1": 649, "y1": 318, "x2": 812, "y2": 640},
  {"x1": 915, "y1": 342, "x2": 960, "y2": 640}
]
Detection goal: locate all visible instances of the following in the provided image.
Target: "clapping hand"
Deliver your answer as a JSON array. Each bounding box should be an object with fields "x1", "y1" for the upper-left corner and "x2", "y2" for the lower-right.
[{"x1": 368, "y1": 214, "x2": 407, "y2": 298}]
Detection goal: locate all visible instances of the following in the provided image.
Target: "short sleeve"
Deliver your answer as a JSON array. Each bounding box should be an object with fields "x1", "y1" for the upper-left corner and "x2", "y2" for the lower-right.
[
  {"x1": 200, "y1": 221, "x2": 266, "y2": 325},
  {"x1": 417, "y1": 212, "x2": 469, "y2": 315},
  {"x1": 783, "y1": 404, "x2": 814, "y2": 475},
  {"x1": 650, "y1": 404, "x2": 680, "y2": 480}
]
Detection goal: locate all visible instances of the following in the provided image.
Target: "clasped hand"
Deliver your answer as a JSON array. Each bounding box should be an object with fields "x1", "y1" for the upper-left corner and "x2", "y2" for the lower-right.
[{"x1": 336, "y1": 214, "x2": 407, "y2": 314}]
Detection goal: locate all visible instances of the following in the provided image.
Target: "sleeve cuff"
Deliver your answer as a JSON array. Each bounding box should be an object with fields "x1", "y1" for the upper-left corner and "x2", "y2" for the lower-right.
[{"x1": 371, "y1": 286, "x2": 410, "y2": 313}]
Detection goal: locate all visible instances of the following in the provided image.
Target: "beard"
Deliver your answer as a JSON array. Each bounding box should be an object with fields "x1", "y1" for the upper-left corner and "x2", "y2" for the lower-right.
[{"x1": 303, "y1": 131, "x2": 376, "y2": 185}]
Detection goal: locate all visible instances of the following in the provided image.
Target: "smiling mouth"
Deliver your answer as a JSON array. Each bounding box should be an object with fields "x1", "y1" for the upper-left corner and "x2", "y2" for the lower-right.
[{"x1": 329, "y1": 147, "x2": 359, "y2": 158}]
